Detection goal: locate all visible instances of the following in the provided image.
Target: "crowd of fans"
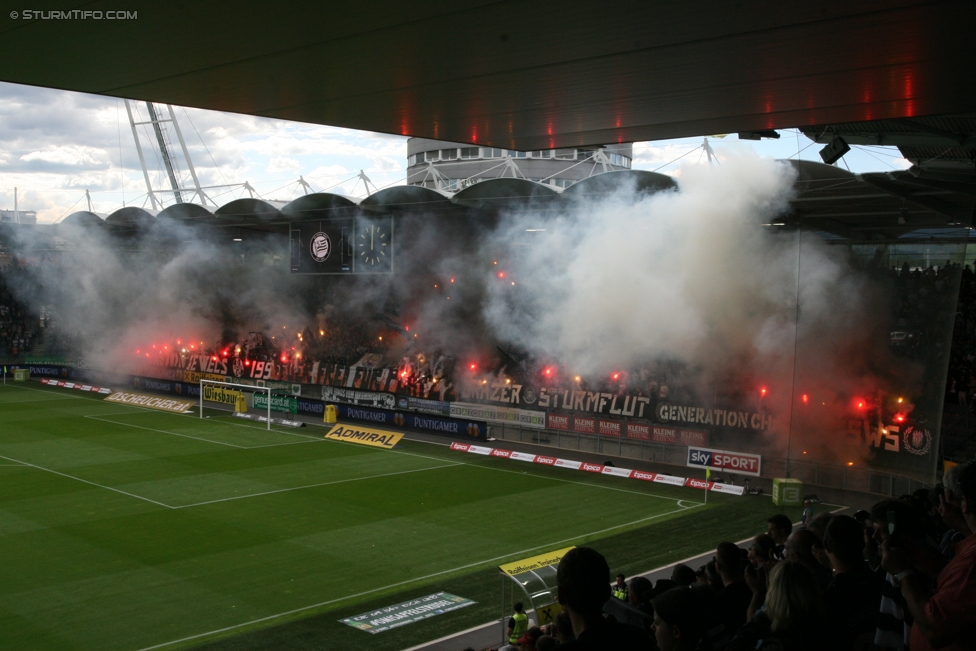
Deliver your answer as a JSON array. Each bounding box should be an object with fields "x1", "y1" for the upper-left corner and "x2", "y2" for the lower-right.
[
  {"x1": 0, "y1": 268, "x2": 40, "y2": 357},
  {"x1": 946, "y1": 264, "x2": 976, "y2": 408},
  {"x1": 474, "y1": 460, "x2": 976, "y2": 651}
]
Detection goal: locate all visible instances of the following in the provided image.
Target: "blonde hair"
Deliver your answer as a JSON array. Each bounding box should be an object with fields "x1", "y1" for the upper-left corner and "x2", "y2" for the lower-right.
[{"x1": 764, "y1": 561, "x2": 825, "y2": 632}]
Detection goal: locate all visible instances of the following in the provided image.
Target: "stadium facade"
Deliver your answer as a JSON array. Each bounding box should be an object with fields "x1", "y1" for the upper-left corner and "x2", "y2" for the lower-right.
[{"x1": 406, "y1": 138, "x2": 633, "y2": 192}]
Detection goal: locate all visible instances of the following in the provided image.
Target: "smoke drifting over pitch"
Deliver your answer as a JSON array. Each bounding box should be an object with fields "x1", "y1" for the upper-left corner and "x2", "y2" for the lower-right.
[{"x1": 3, "y1": 152, "x2": 926, "y2": 462}]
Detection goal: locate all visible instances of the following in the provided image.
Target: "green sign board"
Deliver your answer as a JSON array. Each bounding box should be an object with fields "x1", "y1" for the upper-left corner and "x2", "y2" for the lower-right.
[
  {"x1": 339, "y1": 592, "x2": 475, "y2": 634},
  {"x1": 254, "y1": 393, "x2": 298, "y2": 414},
  {"x1": 772, "y1": 478, "x2": 803, "y2": 506}
]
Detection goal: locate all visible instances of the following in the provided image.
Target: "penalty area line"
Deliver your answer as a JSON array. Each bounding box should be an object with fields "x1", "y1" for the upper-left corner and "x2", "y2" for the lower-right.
[
  {"x1": 172, "y1": 462, "x2": 463, "y2": 509},
  {"x1": 0, "y1": 453, "x2": 175, "y2": 510},
  {"x1": 131, "y1": 503, "x2": 694, "y2": 651}
]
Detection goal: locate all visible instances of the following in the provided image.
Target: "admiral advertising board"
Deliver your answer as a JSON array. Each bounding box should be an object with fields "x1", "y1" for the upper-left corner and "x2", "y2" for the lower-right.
[{"x1": 687, "y1": 446, "x2": 762, "y2": 476}]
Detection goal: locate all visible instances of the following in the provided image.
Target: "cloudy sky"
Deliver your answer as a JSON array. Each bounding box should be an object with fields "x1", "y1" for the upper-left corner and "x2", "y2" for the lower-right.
[{"x1": 0, "y1": 81, "x2": 910, "y2": 223}]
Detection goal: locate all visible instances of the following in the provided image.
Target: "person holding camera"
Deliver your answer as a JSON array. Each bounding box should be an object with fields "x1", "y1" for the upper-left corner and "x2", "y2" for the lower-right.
[{"x1": 882, "y1": 462, "x2": 976, "y2": 651}]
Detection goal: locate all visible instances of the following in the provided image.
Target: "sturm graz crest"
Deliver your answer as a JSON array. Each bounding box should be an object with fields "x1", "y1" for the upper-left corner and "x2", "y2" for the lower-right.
[
  {"x1": 902, "y1": 425, "x2": 932, "y2": 456},
  {"x1": 232, "y1": 358, "x2": 245, "y2": 378},
  {"x1": 310, "y1": 232, "x2": 331, "y2": 262}
]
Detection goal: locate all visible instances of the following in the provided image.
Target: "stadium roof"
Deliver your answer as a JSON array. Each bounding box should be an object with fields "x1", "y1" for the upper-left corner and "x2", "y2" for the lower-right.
[
  {"x1": 28, "y1": 166, "x2": 964, "y2": 242},
  {"x1": 0, "y1": 1, "x2": 972, "y2": 151}
]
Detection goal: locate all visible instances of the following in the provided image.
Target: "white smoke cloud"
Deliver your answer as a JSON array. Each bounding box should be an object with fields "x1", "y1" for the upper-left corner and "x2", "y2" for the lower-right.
[{"x1": 483, "y1": 153, "x2": 798, "y2": 374}]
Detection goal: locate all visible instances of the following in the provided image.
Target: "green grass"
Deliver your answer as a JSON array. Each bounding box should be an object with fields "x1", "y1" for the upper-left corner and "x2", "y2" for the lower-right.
[{"x1": 0, "y1": 382, "x2": 811, "y2": 651}]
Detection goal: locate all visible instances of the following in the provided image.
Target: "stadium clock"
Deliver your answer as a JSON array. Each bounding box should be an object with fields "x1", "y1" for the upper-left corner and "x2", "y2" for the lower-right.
[{"x1": 355, "y1": 219, "x2": 392, "y2": 272}]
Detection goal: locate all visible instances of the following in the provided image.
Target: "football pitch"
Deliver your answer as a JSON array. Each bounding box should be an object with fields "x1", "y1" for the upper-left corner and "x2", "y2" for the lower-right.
[{"x1": 0, "y1": 382, "x2": 808, "y2": 651}]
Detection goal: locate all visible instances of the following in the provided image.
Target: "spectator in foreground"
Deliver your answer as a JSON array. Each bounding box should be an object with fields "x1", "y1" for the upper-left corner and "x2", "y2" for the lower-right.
[
  {"x1": 650, "y1": 587, "x2": 705, "y2": 651},
  {"x1": 714, "y1": 541, "x2": 753, "y2": 637},
  {"x1": 551, "y1": 609, "x2": 576, "y2": 644},
  {"x1": 870, "y1": 498, "x2": 947, "y2": 651},
  {"x1": 939, "y1": 463, "x2": 972, "y2": 560},
  {"x1": 767, "y1": 514, "x2": 793, "y2": 560},
  {"x1": 626, "y1": 576, "x2": 653, "y2": 616},
  {"x1": 535, "y1": 635, "x2": 557, "y2": 651},
  {"x1": 727, "y1": 561, "x2": 828, "y2": 651},
  {"x1": 555, "y1": 546, "x2": 651, "y2": 650},
  {"x1": 822, "y1": 514, "x2": 885, "y2": 651},
  {"x1": 883, "y1": 461, "x2": 976, "y2": 651},
  {"x1": 517, "y1": 626, "x2": 542, "y2": 651},
  {"x1": 785, "y1": 528, "x2": 833, "y2": 590},
  {"x1": 672, "y1": 563, "x2": 697, "y2": 588}
]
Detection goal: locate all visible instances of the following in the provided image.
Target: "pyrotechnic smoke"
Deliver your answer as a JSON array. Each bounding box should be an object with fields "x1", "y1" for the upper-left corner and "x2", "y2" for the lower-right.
[
  {"x1": 4, "y1": 217, "x2": 315, "y2": 368},
  {"x1": 478, "y1": 152, "x2": 922, "y2": 457},
  {"x1": 2, "y1": 151, "x2": 929, "y2": 463}
]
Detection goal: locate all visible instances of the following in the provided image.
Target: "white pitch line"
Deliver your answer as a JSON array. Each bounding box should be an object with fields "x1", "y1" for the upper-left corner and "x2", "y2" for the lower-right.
[
  {"x1": 0, "y1": 396, "x2": 96, "y2": 403},
  {"x1": 85, "y1": 416, "x2": 248, "y2": 449},
  {"x1": 131, "y1": 503, "x2": 693, "y2": 651},
  {"x1": 173, "y1": 462, "x2": 463, "y2": 509},
  {"x1": 10, "y1": 382, "x2": 310, "y2": 438},
  {"x1": 86, "y1": 415, "x2": 324, "y2": 450},
  {"x1": 0, "y1": 453, "x2": 175, "y2": 509},
  {"x1": 0, "y1": 384, "x2": 87, "y2": 399}
]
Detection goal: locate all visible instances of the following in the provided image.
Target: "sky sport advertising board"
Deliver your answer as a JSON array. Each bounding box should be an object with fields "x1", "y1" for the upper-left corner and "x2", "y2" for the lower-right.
[{"x1": 686, "y1": 446, "x2": 762, "y2": 476}]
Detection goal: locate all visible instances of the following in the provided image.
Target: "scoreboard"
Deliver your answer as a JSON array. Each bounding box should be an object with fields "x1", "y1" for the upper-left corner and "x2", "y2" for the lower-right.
[{"x1": 290, "y1": 215, "x2": 393, "y2": 274}]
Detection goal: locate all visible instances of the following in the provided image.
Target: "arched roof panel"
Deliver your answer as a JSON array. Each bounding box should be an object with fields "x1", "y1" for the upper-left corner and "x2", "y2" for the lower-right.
[{"x1": 560, "y1": 170, "x2": 677, "y2": 200}]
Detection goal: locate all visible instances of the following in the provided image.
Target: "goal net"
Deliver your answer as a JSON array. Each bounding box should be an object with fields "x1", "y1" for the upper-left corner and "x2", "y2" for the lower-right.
[{"x1": 199, "y1": 379, "x2": 273, "y2": 430}]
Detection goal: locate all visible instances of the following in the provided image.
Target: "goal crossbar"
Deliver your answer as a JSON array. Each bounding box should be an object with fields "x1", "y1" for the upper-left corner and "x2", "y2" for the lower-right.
[{"x1": 199, "y1": 379, "x2": 273, "y2": 430}]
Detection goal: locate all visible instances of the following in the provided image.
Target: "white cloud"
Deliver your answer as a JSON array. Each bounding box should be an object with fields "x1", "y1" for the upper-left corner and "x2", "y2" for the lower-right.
[
  {"x1": 266, "y1": 156, "x2": 301, "y2": 173},
  {"x1": 21, "y1": 145, "x2": 107, "y2": 166}
]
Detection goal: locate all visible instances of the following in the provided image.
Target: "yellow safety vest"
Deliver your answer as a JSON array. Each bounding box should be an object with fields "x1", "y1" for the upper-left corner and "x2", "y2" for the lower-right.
[
  {"x1": 510, "y1": 612, "x2": 528, "y2": 644},
  {"x1": 613, "y1": 585, "x2": 627, "y2": 600}
]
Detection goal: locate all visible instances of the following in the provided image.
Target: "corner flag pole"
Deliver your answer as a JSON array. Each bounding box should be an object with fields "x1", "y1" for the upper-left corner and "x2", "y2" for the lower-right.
[{"x1": 705, "y1": 467, "x2": 711, "y2": 505}]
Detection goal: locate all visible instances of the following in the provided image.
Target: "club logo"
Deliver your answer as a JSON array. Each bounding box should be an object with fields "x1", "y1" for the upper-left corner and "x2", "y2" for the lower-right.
[
  {"x1": 902, "y1": 426, "x2": 931, "y2": 456},
  {"x1": 232, "y1": 358, "x2": 245, "y2": 378},
  {"x1": 310, "y1": 232, "x2": 331, "y2": 262}
]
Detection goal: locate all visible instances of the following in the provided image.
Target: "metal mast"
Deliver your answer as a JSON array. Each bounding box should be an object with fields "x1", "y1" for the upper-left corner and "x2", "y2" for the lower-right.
[{"x1": 145, "y1": 102, "x2": 184, "y2": 204}]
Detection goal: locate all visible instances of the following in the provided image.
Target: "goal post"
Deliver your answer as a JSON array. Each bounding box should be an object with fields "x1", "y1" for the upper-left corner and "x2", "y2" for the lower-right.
[{"x1": 199, "y1": 379, "x2": 273, "y2": 430}]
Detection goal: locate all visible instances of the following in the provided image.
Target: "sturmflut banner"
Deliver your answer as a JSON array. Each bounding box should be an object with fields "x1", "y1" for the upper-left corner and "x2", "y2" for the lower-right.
[{"x1": 340, "y1": 593, "x2": 475, "y2": 634}]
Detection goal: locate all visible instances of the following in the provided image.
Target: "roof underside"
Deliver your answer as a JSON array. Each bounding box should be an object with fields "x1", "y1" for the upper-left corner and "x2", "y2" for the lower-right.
[{"x1": 0, "y1": 1, "x2": 973, "y2": 150}]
